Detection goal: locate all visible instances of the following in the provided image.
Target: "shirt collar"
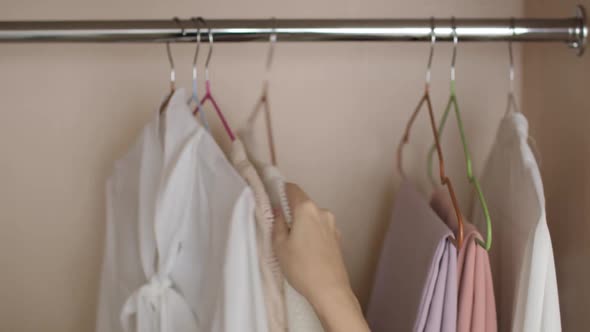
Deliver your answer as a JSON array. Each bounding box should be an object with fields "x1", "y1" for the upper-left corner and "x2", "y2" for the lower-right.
[{"x1": 498, "y1": 111, "x2": 529, "y2": 146}]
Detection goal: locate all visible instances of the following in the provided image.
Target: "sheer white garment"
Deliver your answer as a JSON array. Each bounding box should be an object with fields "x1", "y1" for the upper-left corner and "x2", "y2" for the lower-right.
[
  {"x1": 471, "y1": 112, "x2": 561, "y2": 332},
  {"x1": 239, "y1": 125, "x2": 325, "y2": 332},
  {"x1": 96, "y1": 89, "x2": 269, "y2": 332}
]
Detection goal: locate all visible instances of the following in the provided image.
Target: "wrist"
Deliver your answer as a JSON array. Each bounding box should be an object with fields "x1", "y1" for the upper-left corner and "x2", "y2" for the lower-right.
[{"x1": 310, "y1": 285, "x2": 362, "y2": 320}]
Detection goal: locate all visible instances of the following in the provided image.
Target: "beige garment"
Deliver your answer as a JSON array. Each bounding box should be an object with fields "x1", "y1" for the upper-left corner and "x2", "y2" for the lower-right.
[
  {"x1": 230, "y1": 139, "x2": 287, "y2": 332},
  {"x1": 430, "y1": 189, "x2": 497, "y2": 332},
  {"x1": 238, "y1": 127, "x2": 324, "y2": 332}
]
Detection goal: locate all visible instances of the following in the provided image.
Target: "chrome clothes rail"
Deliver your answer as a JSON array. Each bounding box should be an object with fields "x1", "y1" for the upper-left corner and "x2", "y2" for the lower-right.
[{"x1": 0, "y1": 5, "x2": 586, "y2": 54}]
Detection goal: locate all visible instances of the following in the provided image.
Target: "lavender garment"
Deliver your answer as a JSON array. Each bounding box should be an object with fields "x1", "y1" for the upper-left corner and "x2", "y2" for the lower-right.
[
  {"x1": 367, "y1": 180, "x2": 457, "y2": 332},
  {"x1": 441, "y1": 240, "x2": 458, "y2": 332},
  {"x1": 423, "y1": 238, "x2": 457, "y2": 332},
  {"x1": 423, "y1": 244, "x2": 448, "y2": 331}
]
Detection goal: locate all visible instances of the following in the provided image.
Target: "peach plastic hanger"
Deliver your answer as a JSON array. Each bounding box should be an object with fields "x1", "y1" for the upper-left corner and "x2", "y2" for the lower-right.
[
  {"x1": 245, "y1": 17, "x2": 278, "y2": 165},
  {"x1": 192, "y1": 18, "x2": 235, "y2": 141},
  {"x1": 159, "y1": 17, "x2": 185, "y2": 114},
  {"x1": 397, "y1": 18, "x2": 464, "y2": 249}
]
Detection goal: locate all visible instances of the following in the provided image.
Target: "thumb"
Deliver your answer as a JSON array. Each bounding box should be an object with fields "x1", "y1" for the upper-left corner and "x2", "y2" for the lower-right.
[{"x1": 272, "y1": 207, "x2": 290, "y2": 253}]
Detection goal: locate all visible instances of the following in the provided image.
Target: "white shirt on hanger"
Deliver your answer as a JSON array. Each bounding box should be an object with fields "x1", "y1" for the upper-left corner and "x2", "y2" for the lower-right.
[
  {"x1": 95, "y1": 89, "x2": 269, "y2": 332},
  {"x1": 471, "y1": 111, "x2": 561, "y2": 332}
]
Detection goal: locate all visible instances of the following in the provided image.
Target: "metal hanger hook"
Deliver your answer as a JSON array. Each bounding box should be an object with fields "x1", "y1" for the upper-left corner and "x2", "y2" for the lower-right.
[
  {"x1": 200, "y1": 18, "x2": 214, "y2": 81},
  {"x1": 425, "y1": 17, "x2": 436, "y2": 90},
  {"x1": 509, "y1": 17, "x2": 515, "y2": 95},
  {"x1": 262, "y1": 17, "x2": 277, "y2": 93},
  {"x1": 166, "y1": 17, "x2": 186, "y2": 90},
  {"x1": 191, "y1": 17, "x2": 204, "y2": 82},
  {"x1": 266, "y1": 17, "x2": 277, "y2": 72},
  {"x1": 450, "y1": 16, "x2": 458, "y2": 83}
]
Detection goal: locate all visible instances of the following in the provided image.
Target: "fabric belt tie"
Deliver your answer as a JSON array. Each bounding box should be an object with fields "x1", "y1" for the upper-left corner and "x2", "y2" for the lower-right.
[{"x1": 120, "y1": 275, "x2": 198, "y2": 332}]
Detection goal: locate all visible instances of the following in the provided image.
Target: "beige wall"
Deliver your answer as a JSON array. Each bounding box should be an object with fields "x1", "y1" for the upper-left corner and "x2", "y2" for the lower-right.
[
  {"x1": 0, "y1": 1, "x2": 523, "y2": 331},
  {"x1": 523, "y1": 0, "x2": 590, "y2": 330}
]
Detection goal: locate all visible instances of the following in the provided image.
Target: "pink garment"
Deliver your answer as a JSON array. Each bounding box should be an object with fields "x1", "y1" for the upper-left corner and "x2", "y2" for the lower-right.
[
  {"x1": 367, "y1": 180, "x2": 457, "y2": 332},
  {"x1": 230, "y1": 139, "x2": 287, "y2": 332},
  {"x1": 430, "y1": 189, "x2": 497, "y2": 332}
]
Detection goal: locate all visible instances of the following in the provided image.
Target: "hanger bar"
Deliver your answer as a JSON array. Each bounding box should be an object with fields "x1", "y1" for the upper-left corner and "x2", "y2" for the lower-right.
[{"x1": 0, "y1": 8, "x2": 586, "y2": 53}]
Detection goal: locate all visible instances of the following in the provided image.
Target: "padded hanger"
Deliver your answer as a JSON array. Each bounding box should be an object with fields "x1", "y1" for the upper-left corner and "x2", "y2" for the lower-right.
[
  {"x1": 426, "y1": 18, "x2": 492, "y2": 251},
  {"x1": 245, "y1": 17, "x2": 278, "y2": 165},
  {"x1": 397, "y1": 18, "x2": 464, "y2": 249},
  {"x1": 192, "y1": 18, "x2": 235, "y2": 141}
]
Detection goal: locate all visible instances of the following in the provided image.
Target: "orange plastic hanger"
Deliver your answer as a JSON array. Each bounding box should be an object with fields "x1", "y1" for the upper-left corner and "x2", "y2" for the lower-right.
[{"x1": 397, "y1": 18, "x2": 464, "y2": 249}]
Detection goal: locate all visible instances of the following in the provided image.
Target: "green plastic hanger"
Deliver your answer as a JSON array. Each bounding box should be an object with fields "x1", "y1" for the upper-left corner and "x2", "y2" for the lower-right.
[{"x1": 425, "y1": 18, "x2": 492, "y2": 251}]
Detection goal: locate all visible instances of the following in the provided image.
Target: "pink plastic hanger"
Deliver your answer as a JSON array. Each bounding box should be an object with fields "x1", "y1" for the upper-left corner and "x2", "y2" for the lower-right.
[{"x1": 192, "y1": 18, "x2": 235, "y2": 141}]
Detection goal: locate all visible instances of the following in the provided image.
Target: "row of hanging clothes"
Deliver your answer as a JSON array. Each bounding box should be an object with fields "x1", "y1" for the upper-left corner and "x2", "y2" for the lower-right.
[
  {"x1": 367, "y1": 20, "x2": 561, "y2": 332},
  {"x1": 96, "y1": 17, "x2": 322, "y2": 332},
  {"x1": 95, "y1": 17, "x2": 561, "y2": 332}
]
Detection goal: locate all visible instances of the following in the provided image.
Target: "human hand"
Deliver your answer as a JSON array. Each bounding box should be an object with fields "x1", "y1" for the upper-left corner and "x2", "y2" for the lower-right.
[{"x1": 272, "y1": 183, "x2": 370, "y2": 332}]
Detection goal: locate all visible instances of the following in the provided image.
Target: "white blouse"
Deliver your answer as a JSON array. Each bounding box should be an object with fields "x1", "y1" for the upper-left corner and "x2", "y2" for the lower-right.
[
  {"x1": 472, "y1": 111, "x2": 561, "y2": 332},
  {"x1": 96, "y1": 89, "x2": 269, "y2": 332}
]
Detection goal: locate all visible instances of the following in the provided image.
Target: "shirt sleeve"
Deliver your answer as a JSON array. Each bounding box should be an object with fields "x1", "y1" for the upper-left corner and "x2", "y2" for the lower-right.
[
  {"x1": 214, "y1": 187, "x2": 269, "y2": 332},
  {"x1": 513, "y1": 219, "x2": 562, "y2": 332},
  {"x1": 540, "y1": 224, "x2": 562, "y2": 332}
]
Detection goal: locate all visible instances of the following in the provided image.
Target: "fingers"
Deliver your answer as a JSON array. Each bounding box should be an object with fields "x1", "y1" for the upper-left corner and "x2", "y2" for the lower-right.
[
  {"x1": 285, "y1": 183, "x2": 319, "y2": 228},
  {"x1": 285, "y1": 182, "x2": 311, "y2": 213},
  {"x1": 282, "y1": 183, "x2": 338, "y2": 237},
  {"x1": 272, "y1": 208, "x2": 290, "y2": 253},
  {"x1": 320, "y1": 209, "x2": 336, "y2": 228}
]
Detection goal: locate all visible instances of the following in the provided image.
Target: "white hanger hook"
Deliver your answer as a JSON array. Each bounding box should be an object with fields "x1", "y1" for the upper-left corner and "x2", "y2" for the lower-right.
[
  {"x1": 509, "y1": 17, "x2": 515, "y2": 95},
  {"x1": 425, "y1": 17, "x2": 436, "y2": 90}
]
